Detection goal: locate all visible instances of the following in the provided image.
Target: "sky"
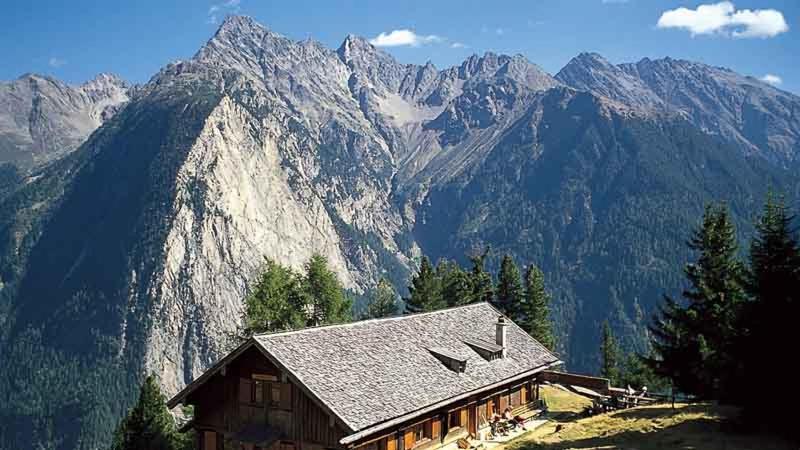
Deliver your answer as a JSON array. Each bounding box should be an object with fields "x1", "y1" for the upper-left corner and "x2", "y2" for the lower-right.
[{"x1": 2, "y1": 1, "x2": 798, "y2": 93}]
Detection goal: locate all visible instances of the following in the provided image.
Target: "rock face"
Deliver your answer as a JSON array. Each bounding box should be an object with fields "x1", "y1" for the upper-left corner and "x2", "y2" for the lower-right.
[
  {"x1": 557, "y1": 53, "x2": 800, "y2": 165},
  {"x1": 0, "y1": 72, "x2": 130, "y2": 168},
  {"x1": 0, "y1": 15, "x2": 799, "y2": 450}
]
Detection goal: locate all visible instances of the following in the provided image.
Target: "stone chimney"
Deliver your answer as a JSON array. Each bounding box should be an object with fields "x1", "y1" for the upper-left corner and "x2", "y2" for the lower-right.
[{"x1": 496, "y1": 315, "x2": 508, "y2": 358}]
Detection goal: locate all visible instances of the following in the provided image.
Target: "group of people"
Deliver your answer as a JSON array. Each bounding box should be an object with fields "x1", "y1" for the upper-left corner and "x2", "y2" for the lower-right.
[{"x1": 489, "y1": 407, "x2": 527, "y2": 437}]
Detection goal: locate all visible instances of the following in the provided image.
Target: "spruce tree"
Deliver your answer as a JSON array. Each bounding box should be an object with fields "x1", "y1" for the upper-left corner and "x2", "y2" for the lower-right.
[
  {"x1": 521, "y1": 264, "x2": 555, "y2": 351},
  {"x1": 437, "y1": 260, "x2": 473, "y2": 307},
  {"x1": 741, "y1": 195, "x2": 800, "y2": 428},
  {"x1": 304, "y1": 254, "x2": 352, "y2": 326},
  {"x1": 648, "y1": 203, "x2": 745, "y2": 399},
  {"x1": 241, "y1": 258, "x2": 306, "y2": 337},
  {"x1": 495, "y1": 254, "x2": 524, "y2": 319},
  {"x1": 600, "y1": 321, "x2": 620, "y2": 386},
  {"x1": 364, "y1": 278, "x2": 399, "y2": 319},
  {"x1": 111, "y1": 375, "x2": 188, "y2": 450},
  {"x1": 405, "y1": 256, "x2": 445, "y2": 313},
  {"x1": 468, "y1": 248, "x2": 494, "y2": 304}
]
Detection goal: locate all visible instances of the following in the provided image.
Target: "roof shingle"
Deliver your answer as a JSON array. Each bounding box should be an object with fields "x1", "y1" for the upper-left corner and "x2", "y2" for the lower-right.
[{"x1": 254, "y1": 302, "x2": 559, "y2": 432}]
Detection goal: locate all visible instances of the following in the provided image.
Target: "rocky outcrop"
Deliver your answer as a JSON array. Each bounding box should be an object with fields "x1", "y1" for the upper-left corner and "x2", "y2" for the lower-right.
[{"x1": 0, "y1": 72, "x2": 130, "y2": 168}]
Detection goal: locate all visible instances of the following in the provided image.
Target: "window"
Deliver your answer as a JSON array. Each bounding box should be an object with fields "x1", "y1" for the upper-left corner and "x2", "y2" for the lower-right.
[
  {"x1": 270, "y1": 384, "x2": 282, "y2": 407},
  {"x1": 254, "y1": 380, "x2": 264, "y2": 405},
  {"x1": 406, "y1": 421, "x2": 432, "y2": 448},
  {"x1": 510, "y1": 387, "x2": 521, "y2": 408},
  {"x1": 448, "y1": 410, "x2": 462, "y2": 429}
]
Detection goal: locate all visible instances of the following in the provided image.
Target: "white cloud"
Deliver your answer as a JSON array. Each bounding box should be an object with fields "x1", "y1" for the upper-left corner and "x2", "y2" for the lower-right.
[
  {"x1": 760, "y1": 74, "x2": 782, "y2": 86},
  {"x1": 48, "y1": 57, "x2": 67, "y2": 68},
  {"x1": 208, "y1": 0, "x2": 241, "y2": 24},
  {"x1": 657, "y1": 2, "x2": 788, "y2": 38},
  {"x1": 450, "y1": 42, "x2": 468, "y2": 49},
  {"x1": 369, "y1": 29, "x2": 442, "y2": 47},
  {"x1": 495, "y1": 27, "x2": 505, "y2": 36}
]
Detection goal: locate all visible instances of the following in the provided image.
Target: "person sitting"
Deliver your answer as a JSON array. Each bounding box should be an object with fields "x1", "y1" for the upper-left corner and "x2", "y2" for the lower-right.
[
  {"x1": 503, "y1": 407, "x2": 525, "y2": 431},
  {"x1": 507, "y1": 406, "x2": 528, "y2": 430},
  {"x1": 490, "y1": 411, "x2": 508, "y2": 437}
]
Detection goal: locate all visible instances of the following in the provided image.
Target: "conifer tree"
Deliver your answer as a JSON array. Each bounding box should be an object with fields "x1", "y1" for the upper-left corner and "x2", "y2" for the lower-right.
[
  {"x1": 241, "y1": 258, "x2": 306, "y2": 337},
  {"x1": 468, "y1": 248, "x2": 494, "y2": 304},
  {"x1": 648, "y1": 203, "x2": 745, "y2": 398},
  {"x1": 600, "y1": 321, "x2": 620, "y2": 386},
  {"x1": 304, "y1": 254, "x2": 352, "y2": 326},
  {"x1": 495, "y1": 254, "x2": 524, "y2": 319},
  {"x1": 437, "y1": 259, "x2": 473, "y2": 307},
  {"x1": 110, "y1": 375, "x2": 189, "y2": 450},
  {"x1": 521, "y1": 264, "x2": 555, "y2": 351},
  {"x1": 364, "y1": 278, "x2": 399, "y2": 319},
  {"x1": 405, "y1": 256, "x2": 445, "y2": 313},
  {"x1": 740, "y1": 195, "x2": 800, "y2": 427}
]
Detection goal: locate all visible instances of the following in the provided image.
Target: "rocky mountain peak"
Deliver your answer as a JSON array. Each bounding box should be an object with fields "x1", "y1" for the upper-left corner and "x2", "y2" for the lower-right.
[
  {"x1": 80, "y1": 73, "x2": 129, "y2": 96},
  {"x1": 457, "y1": 52, "x2": 559, "y2": 92},
  {"x1": 556, "y1": 52, "x2": 661, "y2": 110},
  {"x1": 193, "y1": 14, "x2": 287, "y2": 72},
  {"x1": 217, "y1": 14, "x2": 267, "y2": 37},
  {"x1": 337, "y1": 34, "x2": 375, "y2": 60}
]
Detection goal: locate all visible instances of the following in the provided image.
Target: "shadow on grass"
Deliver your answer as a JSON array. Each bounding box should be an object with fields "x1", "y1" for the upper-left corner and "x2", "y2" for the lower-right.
[{"x1": 611, "y1": 403, "x2": 714, "y2": 420}]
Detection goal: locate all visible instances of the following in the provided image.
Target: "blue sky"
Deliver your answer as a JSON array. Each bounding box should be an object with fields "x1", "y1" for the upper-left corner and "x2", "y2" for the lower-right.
[{"x1": 2, "y1": 1, "x2": 798, "y2": 93}]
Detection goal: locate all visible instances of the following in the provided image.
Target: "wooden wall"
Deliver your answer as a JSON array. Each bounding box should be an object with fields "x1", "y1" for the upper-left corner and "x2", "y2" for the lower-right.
[{"x1": 185, "y1": 346, "x2": 348, "y2": 450}]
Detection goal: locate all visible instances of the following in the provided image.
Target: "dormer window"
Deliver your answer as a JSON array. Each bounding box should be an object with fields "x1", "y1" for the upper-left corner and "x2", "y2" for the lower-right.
[
  {"x1": 428, "y1": 347, "x2": 468, "y2": 373},
  {"x1": 464, "y1": 338, "x2": 504, "y2": 361}
]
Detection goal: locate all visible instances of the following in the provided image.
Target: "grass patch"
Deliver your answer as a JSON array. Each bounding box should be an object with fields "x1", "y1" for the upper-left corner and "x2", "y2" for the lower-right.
[
  {"x1": 507, "y1": 388, "x2": 794, "y2": 450},
  {"x1": 539, "y1": 384, "x2": 593, "y2": 416}
]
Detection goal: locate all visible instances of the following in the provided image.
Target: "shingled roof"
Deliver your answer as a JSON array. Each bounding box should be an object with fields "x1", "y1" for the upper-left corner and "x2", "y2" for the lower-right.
[{"x1": 252, "y1": 302, "x2": 560, "y2": 436}]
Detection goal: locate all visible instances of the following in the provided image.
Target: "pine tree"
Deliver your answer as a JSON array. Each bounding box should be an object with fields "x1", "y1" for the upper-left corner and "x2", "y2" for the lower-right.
[
  {"x1": 437, "y1": 259, "x2": 473, "y2": 307},
  {"x1": 600, "y1": 321, "x2": 620, "y2": 386},
  {"x1": 241, "y1": 258, "x2": 306, "y2": 337},
  {"x1": 521, "y1": 264, "x2": 555, "y2": 351},
  {"x1": 618, "y1": 352, "x2": 669, "y2": 393},
  {"x1": 468, "y1": 248, "x2": 494, "y2": 304},
  {"x1": 111, "y1": 375, "x2": 189, "y2": 450},
  {"x1": 495, "y1": 254, "x2": 524, "y2": 319},
  {"x1": 364, "y1": 278, "x2": 399, "y2": 319},
  {"x1": 405, "y1": 256, "x2": 445, "y2": 313},
  {"x1": 304, "y1": 254, "x2": 352, "y2": 326},
  {"x1": 740, "y1": 194, "x2": 800, "y2": 428},
  {"x1": 648, "y1": 203, "x2": 745, "y2": 399}
]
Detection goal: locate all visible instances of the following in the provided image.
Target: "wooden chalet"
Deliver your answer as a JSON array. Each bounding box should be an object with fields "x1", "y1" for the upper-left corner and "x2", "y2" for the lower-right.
[{"x1": 168, "y1": 302, "x2": 562, "y2": 450}]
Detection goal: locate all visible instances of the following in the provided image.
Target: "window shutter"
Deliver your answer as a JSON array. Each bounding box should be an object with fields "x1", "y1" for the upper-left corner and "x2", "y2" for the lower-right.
[
  {"x1": 431, "y1": 418, "x2": 441, "y2": 439},
  {"x1": 459, "y1": 408, "x2": 468, "y2": 427},
  {"x1": 387, "y1": 435, "x2": 397, "y2": 450},
  {"x1": 239, "y1": 378, "x2": 253, "y2": 403},
  {"x1": 280, "y1": 383, "x2": 292, "y2": 410},
  {"x1": 203, "y1": 431, "x2": 217, "y2": 450},
  {"x1": 403, "y1": 428, "x2": 414, "y2": 449}
]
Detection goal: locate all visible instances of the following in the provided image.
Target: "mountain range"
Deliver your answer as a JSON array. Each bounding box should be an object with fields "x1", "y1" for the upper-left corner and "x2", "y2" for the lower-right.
[
  {"x1": 0, "y1": 73, "x2": 131, "y2": 169},
  {"x1": 0, "y1": 15, "x2": 798, "y2": 449}
]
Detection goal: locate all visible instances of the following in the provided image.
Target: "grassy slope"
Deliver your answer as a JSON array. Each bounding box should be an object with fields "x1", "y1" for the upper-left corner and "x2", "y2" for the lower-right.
[{"x1": 507, "y1": 385, "x2": 794, "y2": 450}]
